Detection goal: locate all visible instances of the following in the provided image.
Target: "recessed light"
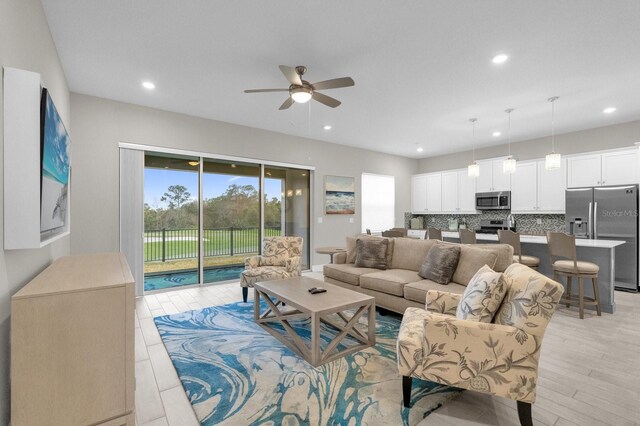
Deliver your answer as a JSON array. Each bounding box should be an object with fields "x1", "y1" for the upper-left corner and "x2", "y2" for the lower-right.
[
  {"x1": 323, "y1": 125, "x2": 332, "y2": 130},
  {"x1": 142, "y1": 81, "x2": 155, "y2": 90},
  {"x1": 492, "y1": 54, "x2": 509, "y2": 64},
  {"x1": 493, "y1": 131, "x2": 501, "y2": 137},
  {"x1": 603, "y1": 107, "x2": 616, "y2": 114},
  {"x1": 230, "y1": 164, "x2": 236, "y2": 168},
  {"x1": 417, "y1": 147, "x2": 424, "y2": 153}
]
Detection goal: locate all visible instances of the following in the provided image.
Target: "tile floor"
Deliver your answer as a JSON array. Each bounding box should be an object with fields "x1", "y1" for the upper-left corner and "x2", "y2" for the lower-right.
[{"x1": 134, "y1": 272, "x2": 640, "y2": 426}]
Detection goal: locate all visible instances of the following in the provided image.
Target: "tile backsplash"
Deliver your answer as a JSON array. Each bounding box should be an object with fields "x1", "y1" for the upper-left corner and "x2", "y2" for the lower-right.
[{"x1": 404, "y1": 211, "x2": 565, "y2": 235}]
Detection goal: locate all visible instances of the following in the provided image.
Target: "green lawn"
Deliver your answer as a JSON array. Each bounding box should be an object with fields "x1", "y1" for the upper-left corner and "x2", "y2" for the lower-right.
[{"x1": 144, "y1": 228, "x2": 281, "y2": 262}]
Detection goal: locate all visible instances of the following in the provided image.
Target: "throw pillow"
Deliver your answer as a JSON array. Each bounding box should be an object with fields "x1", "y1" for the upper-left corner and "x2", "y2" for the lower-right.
[
  {"x1": 451, "y1": 245, "x2": 498, "y2": 285},
  {"x1": 418, "y1": 243, "x2": 461, "y2": 284},
  {"x1": 347, "y1": 235, "x2": 394, "y2": 266},
  {"x1": 456, "y1": 265, "x2": 508, "y2": 323},
  {"x1": 354, "y1": 238, "x2": 389, "y2": 270}
]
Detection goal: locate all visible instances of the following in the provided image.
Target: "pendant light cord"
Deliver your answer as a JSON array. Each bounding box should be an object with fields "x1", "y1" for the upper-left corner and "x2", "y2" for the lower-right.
[
  {"x1": 470, "y1": 118, "x2": 477, "y2": 162},
  {"x1": 548, "y1": 96, "x2": 559, "y2": 153},
  {"x1": 505, "y1": 108, "x2": 514, "y2": 157}
]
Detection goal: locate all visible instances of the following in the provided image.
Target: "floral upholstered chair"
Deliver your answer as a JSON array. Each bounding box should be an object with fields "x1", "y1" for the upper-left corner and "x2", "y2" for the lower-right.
[
  {"x1": 240, "y1": 236, "x2": 303, "y2": 302},
  {"x1": 397, "y1": 263, "x2": 564, "y2": 426}
]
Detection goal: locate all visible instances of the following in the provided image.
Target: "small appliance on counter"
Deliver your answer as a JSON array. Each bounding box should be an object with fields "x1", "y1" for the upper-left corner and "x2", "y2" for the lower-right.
[
  {"x1": 475, "y1": 219, "x2": 516, "y2": 234},
  {"x1": 448, "y1": 218, "x2": 459, "y2": 231},
  {"x1": 410, "y1": 217, "x2": 423, "y2": 229}
]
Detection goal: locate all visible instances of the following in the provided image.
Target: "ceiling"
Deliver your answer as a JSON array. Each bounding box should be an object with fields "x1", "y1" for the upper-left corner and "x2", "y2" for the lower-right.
[{"x1": 41, "y1": 1, "x2": 640, "y2": 158}]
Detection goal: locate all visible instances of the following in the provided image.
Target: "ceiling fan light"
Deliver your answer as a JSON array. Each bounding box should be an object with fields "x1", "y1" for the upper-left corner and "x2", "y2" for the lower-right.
[
  {"x1": 291, "y1": 88, "x2": 312, "y2": 103},
  {"x1": 468, "y1": 162, "x2": 480, "y2": 178},
  {"x1": 545, "y1": 152, "x2": 561, "y2": 170},
  {"x1": 503, "y1": 157, "x2": 517, "y2": 174}
]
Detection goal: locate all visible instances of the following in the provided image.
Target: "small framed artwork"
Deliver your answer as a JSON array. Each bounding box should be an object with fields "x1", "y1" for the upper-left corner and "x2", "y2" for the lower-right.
[{"x1": 324, "y1": 175, "x2": 355, "y2": 214}]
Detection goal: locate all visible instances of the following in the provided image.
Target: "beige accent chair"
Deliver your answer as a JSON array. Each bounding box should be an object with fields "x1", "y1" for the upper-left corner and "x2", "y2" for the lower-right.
[
  {"x1": 240, "y1": 236, "x2": 303, "y2": 302},
  {"x1": 459, "y1": 228, "x2": 477, "y2": 244},
  {"x1": 397, "y1": 262, "x2": 564, "y2": 426},
  {"x1": 547, "y1": 231, "x2": 601, "y2": 319},
  {"x1": 425, "y1": 227, "x2": 442, "y2": 240},
  {"x1": 498, "y1": 230, "x2": 540, "y2": 269}
]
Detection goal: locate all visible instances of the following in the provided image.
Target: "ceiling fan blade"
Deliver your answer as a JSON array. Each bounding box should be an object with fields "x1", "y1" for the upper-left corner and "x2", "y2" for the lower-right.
[
  {"x1": 244, "y1": 88, "x2": 289, "y2": 93},
  {"x1": 278, "y1": 97, "x2": 295, "y2": 110},
  {"x1": 312, "y1": 91, "x2": 341, "y2": 108},
  {"x1": 279, "y1": 65, "x2": 302, "y2": 85},
  {"x1": 311, "y1": 77, "x2": 355, "y2": 91}
]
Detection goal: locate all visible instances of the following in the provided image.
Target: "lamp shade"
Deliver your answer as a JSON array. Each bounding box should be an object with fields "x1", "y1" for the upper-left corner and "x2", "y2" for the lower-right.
[
  {"x1": 545, "y1": 152, "x2": 561, "y2": 170},
  {"x1": 468, "y1": 162, "x2": 480, "y2": 178},
  {"x1": 503, "y1": 157, "x2": 517, "y2": 174},
  {"x1": 291, "y1": 88, "x2": 312, "y2": 103}
]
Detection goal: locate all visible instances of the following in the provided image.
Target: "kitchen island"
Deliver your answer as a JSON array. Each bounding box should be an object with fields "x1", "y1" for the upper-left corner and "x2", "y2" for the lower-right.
[{"x1": 440, "y1": 231, "x2": 625, "y2": 314}]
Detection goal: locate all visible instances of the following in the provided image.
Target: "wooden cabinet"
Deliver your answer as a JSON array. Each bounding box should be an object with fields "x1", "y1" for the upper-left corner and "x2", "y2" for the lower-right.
[
  {"x1": 411, "y1": 174, "x2": 427, "y2": 213},
  {"x1": 425, "y1": 173, "x2": 442, "y2": 212},
  {"x1": 11, "y1": 253, "x2": 135, "y2": 426},
  {"x1": 568, "y1": 149, "x2": 638, "y2": 188},
  {"x1": 476, "y1": 159, "x2": 510, "y2": 192}
]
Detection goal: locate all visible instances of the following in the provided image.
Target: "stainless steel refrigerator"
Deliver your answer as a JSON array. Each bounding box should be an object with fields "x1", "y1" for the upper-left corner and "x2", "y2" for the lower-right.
[{"x1": 566, "y1": 185, "x2": 639, "y2": 291}]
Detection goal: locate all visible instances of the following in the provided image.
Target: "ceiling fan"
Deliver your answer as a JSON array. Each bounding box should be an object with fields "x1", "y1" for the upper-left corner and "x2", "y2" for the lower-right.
[{"x1": 244, "y1": 65, "x2": 355, "y2": 110}]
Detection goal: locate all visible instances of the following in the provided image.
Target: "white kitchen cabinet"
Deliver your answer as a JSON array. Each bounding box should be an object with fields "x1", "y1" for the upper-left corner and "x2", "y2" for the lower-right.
[
  {"x1": 411, "y1": 174, "x2": 427, "y2": 213},
  {"x1": 407, "y1": 229, "x2": 426, "y2": 239},
  {"x1": 537, "y1": 158, "x2": 567, "y2": 212},
  {"x1": 567, "y1": 154, "x2": 601, "y2": 187},
  {"x1": 440, "y1": 171, "x2": 458, "y2": 212},
  {"x1": 475, "y1": 159, "x2": 510, "y2": 192},
  {"x1": 425, "y1": 173, "x2": 442, "y2": 212},
  {"x1": 457, "y1": 170, "x2": 477, "y2": 212},
  {"x1": 601, "y1": 149, "x2": 638, "y2": 186},
  {"x1": 511, "y1": 162, "x2": 538, "y2": 212}
]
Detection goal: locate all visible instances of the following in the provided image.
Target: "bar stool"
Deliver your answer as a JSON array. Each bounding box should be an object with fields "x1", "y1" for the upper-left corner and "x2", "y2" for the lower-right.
[
  {"x1": 459, "y1": 228, "x2": 476, "y2": 244},
  {"x1": 547, "y1": 232, "x2": 601, "y2": 319},
  {"x1": 426, "y1": 227, "x2": 442, "y2": 240},
  {"x1": 498, "y1": 230, "x2": 540, "y2": 269}
]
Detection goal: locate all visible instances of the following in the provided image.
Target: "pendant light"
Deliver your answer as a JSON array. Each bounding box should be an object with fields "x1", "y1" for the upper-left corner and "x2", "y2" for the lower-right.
[
  {"x1": 502, "y1": 108, "x2": 517, "y2": 174},
  {"x1": 545, "y1": 96, "x2": 561, "y2": 170},
  {"x1": 468, "y1": 118, "x2": 480, "y2": 177}
]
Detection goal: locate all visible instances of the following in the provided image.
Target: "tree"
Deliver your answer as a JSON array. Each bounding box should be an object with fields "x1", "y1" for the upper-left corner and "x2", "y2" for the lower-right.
[{"x1": 161, "y1": 185, "x2": 191, "y2": 209}]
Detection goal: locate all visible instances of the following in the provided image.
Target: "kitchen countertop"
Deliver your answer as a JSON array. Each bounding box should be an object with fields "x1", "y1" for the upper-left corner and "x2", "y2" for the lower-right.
[{"x1": 440, "y1": 231, "x2": 625, "y2": 249}]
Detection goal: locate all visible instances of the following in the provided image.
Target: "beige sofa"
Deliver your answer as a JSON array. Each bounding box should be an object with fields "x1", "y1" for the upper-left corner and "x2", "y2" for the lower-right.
[{"x1": 323, "y1": 237, "x2": 514, "y2": 314}]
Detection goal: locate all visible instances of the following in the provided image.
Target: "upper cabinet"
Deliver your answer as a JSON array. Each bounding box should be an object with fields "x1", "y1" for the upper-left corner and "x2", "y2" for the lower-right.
[
  {"x1": 476, "y1": 159, "x2": 511, "y2": 192},
  {"x1": 440, "y1": 170, "x2": 477, "y2": 214},
  {"x1": 411, "y1": 174, "x2": 427, "y2": 213},
  {"x1": 568, "y1": 149, "x2": 638, "y2": 188},
  {"x1": 510, "y1": 162, "x2": 538, "y2": 212},
  {"x1": 425, "y1": 173, "x2": 442, "y2": 212},
  {"x1": 511, "y1": 159, "x2": 567, "y2": 213}
]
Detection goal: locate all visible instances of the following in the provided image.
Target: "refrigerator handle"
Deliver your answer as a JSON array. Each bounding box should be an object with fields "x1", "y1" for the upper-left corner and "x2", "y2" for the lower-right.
[
  {"x1": 588, "y1": 202, "x2": 592, "y2": 239},
  {"x1": 593, "y1": 201, "x2": 598, "y2": 239}
]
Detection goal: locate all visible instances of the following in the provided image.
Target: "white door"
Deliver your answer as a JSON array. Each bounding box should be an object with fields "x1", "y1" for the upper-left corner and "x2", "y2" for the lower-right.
[
  {"x1": 491, "y1": 160, "x2": 511, "y2": 191},
  {"x1": 411, "y1": 175, "x2": 428, "y2": 213},
  {"x1": 567, "y1": 154, "x2": 602, "y2": 187},
  {"x1": 601, "y1": 149, "x2": 639, "y2": 186},
  {"x1": 425, "y1": 173, "x2": 442, "y2": 212},
  {"x1": 440, "y1": 171, "x2": 458, "y2": 212},
  {"x1": 537, "y1": 158, "x2": 567, "y2": 212},
  {"x1": 510, "y1": 161, "x2": 537, "y2": 213},
  {"x1": 475, "y1": 161, "x2": 493, "y2": 192},
  {"x1": 457, "y1": 169, "x2": 477, "y2": 213}
]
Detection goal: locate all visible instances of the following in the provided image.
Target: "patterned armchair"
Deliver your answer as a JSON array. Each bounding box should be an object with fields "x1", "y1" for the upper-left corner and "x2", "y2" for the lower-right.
[
  {"x1": 240, "y1": 236, "x2": 303, "y2": 302},
  {"x1": 397, "y1": 263, "x2": 564, "y2": 426}
]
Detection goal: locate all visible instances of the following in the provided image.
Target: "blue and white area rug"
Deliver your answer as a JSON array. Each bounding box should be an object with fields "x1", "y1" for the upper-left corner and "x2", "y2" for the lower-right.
[{"x1": 154, "y1": 302, "x2": 461, "y2": 425}]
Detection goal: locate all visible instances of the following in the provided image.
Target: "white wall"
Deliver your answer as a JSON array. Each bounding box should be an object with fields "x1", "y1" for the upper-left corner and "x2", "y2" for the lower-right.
[
  {"x1": 418, "y1": 119, "x2": 640, "y2": 172},
  {"x1": 0, "y1": 0, "x2": 71, "y2": 422},
  {"x1": 70, "y1": 93, "x2": 417, "y2": 265}
]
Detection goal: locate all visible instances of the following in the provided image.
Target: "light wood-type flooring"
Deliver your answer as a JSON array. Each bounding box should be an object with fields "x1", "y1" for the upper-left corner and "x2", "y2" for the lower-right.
[{"x1": 134, "y1": 272, "x2": 640, "y2": 426}]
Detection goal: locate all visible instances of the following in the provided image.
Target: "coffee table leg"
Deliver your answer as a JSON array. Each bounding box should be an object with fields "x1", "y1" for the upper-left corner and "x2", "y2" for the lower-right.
[
  {"x1": 254, "y1": 288, "x2": 260, "y2": 321},
  {"x1": 311, "y1": 312, "x2": 320, "y2": 366},
  {"x1": 368, "y1": 302, "x2": 376, "y2": 345}
]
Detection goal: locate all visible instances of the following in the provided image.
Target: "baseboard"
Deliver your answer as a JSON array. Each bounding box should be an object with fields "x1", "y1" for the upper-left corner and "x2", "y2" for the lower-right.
[{"x1": 311, "y1": 264, "x2": 324, "y2": 272}]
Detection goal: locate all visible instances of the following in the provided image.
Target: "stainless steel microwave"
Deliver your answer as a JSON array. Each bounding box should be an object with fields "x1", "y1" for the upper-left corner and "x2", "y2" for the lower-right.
[{"x1": 475, "y1": 191, "x2": 511, "y2": 210}]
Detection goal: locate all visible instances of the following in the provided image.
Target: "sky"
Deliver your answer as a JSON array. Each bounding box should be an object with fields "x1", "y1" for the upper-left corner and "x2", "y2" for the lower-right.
[{"x1": 144, "y1": 168, "x2": 282, "y2": 208}]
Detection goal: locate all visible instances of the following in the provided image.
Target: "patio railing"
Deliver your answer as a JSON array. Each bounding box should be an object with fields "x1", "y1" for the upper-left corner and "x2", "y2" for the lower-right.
[{"x1": 144, "y1": 226, "x2": 282, "y2": 262}]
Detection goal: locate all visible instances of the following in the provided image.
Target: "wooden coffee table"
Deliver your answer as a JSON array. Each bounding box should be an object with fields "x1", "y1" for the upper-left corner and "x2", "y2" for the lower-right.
[{"x1": 253, "y1": 276, "x2": 376, "y2": 367}]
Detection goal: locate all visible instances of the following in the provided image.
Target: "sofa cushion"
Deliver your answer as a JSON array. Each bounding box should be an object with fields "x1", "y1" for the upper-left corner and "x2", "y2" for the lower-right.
[
  {"x1": 494, "y1": 263, "x2": 564, "y2": 337},
  {"x1": 474, "y1": 244, "x2": 514, "y2": 272},
  {"x1": 456, "y1": 265, "x2": 508, "y2": 323},
  {"x1": 418, "y1": 243, "x2": 460, "y2": 284},
  {"x1": 360, "y1": 269, "x2": 422, "y2": 297},
  {"x1": 346, "y1": 236, "x2": 394, "y2": 266},
  {"x1": 355, "y1": 238, "x2": 389, "y2": 270},
  {"x1": 322, "y1": 263, "x2": 378, "y2": 286},
  {"x1": 391, "y1": 238, "x2": 435, "y2": 271},
  {"x1": 404, "y1": 280, "x2": 467, "y2": 304},
  {"x1": 451, "y1": 245, "x2": 498, "y2": 286}
]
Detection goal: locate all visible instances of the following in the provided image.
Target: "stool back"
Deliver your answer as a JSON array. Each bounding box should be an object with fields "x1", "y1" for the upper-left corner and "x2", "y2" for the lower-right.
[
  {"x1": 498, "y1": 230, "x2": 522, "y2": 262},
  {"x1": 426, "y1": 227, "x2": 442, "y2": 240},
  {"x1": 459, "y1": 228, "x2": 477, "y2": 244},
  {"x1": 546, "y1": 232, "x2": 578, "y2": 272}
]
